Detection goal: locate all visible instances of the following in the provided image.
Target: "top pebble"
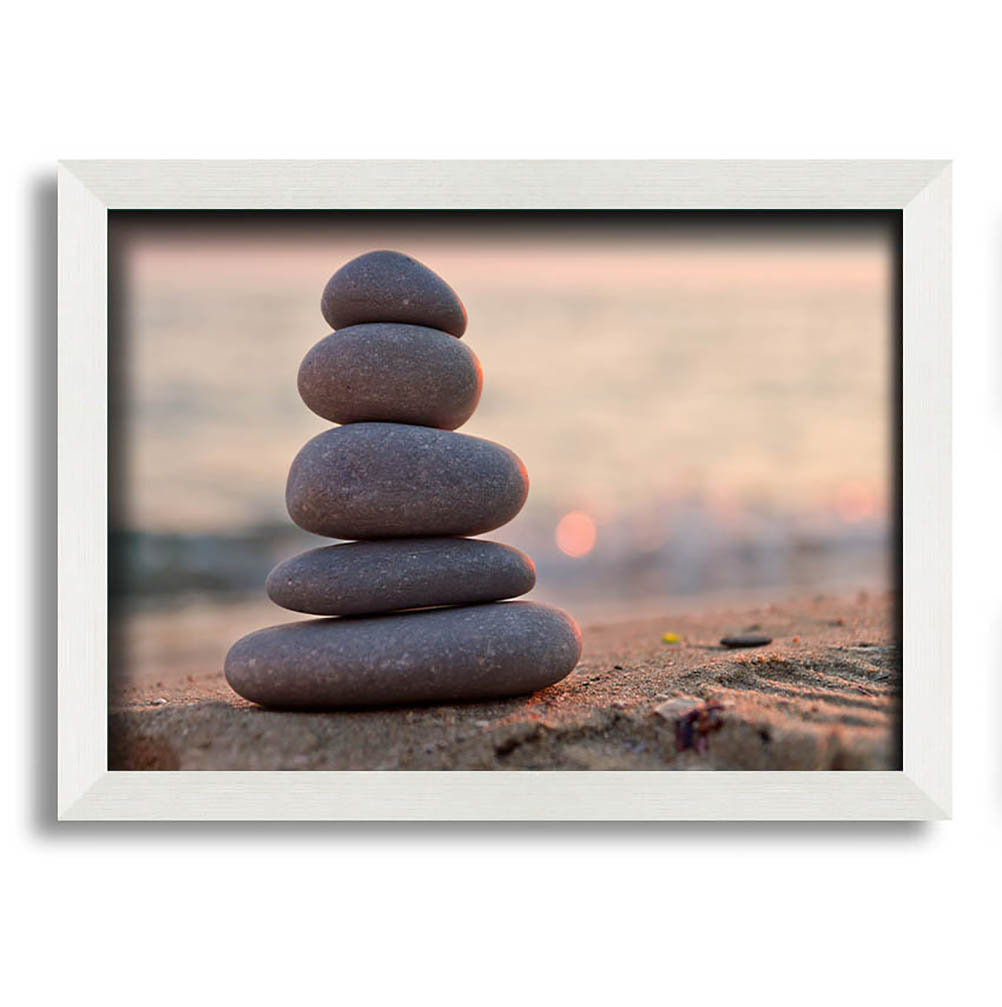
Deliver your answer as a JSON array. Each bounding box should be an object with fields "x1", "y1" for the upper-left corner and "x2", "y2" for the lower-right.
[{"x1": 321, "y1": 250, "x2": 468, "y2": 337}]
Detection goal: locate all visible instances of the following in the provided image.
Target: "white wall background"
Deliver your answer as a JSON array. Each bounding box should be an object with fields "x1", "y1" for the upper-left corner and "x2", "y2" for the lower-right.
[{"x1": 5, "y1": 3, "x2": 998, "y2": 1005}]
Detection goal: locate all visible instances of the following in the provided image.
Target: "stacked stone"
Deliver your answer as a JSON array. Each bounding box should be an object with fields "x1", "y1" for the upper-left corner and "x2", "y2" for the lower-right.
[{"x1": 225, "y1": 251, "x2": 581, "y2": 709}]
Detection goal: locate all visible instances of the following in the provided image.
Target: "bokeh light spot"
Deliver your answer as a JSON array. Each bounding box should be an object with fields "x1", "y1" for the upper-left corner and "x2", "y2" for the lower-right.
[{"x1": 555, "y1": 511, "x2": 597, "y2": 558}]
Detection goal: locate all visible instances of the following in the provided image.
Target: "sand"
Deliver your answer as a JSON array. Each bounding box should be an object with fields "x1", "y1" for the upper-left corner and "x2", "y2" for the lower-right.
[{"x1": 108, "y1": 590, "x2": 899, "y2": 771}]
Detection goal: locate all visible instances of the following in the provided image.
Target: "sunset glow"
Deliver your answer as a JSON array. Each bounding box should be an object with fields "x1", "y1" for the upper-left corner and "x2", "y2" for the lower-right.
[
  {"x1": 835, "y1": 481, "x2": 881, "y2": 523},
  {"x1": 555, "y1": 511, "x2": 597, "y2": 557}
]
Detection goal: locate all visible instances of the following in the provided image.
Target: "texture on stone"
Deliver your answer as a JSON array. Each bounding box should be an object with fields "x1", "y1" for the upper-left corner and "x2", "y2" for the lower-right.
[
  {"x1": 266, "y1": 537, "x2": 535, "y2": 616},
  {"x1": 285, "y1": 422, "x2": 529, "y2": 539},
  {"x1": 224, "y1": 601, "x2": 582, "y2": 709},
  {"x1": 297, "y1": 323, "x2": 482, "y2": 430},
  {"x1": 321, "y1": 250, "x2": 467, "y2": 336}
]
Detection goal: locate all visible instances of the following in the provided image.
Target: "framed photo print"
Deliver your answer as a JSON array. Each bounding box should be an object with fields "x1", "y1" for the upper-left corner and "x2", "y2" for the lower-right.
[{"x1": 57, "y1": 160, "x2": 950, "y2": 820}]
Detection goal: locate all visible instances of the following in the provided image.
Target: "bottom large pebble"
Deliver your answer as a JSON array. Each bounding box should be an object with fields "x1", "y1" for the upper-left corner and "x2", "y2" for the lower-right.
[{"x1": 224, "y1": 601, "x2": 582, "y2": 709}]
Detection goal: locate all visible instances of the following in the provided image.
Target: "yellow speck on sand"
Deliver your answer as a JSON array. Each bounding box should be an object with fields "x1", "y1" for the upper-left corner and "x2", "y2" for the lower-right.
[{"x1": 661, "y1": 632, "x2": 681, "y2": 644}]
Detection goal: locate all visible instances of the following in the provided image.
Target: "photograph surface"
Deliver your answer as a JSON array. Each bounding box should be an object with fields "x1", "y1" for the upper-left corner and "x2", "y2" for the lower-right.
[{"x1": 107, "y1": 210, "x2": 901, "y2": 771}]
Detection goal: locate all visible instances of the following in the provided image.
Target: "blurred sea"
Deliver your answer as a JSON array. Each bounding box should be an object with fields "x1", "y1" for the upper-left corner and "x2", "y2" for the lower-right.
[{"x1": 110, "y1": 214, "x2": 896, "y2": 624}]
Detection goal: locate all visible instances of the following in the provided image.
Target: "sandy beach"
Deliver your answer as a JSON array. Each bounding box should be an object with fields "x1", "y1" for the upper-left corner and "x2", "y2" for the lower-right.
[{"x1": 109, "y1": 589, "x2": 899, "y2": 771}]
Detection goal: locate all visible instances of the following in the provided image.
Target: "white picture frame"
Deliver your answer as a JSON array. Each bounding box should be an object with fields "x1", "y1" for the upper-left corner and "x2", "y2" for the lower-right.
[{"x1": 57, "y1": 160, "x2": 951, "y2": 821}]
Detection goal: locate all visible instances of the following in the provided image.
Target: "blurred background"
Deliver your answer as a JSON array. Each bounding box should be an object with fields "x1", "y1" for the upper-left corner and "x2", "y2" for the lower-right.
[{"x1": 109, "y1": 211, "x2": 897, "y2": 683}]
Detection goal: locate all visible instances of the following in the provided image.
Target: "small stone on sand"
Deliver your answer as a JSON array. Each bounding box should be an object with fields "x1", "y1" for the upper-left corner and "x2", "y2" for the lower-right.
[
  {"x1": 653, "y1": 697, "x2": 700, "y2": 721},
  {"x1": 720, "y1": 633, "x2": 773, "y2": 648}
]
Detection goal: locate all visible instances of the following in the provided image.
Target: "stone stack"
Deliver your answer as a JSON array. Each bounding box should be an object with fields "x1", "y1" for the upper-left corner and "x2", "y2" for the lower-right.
[{"x1": 225, "y1": 250, "x2": 581, "y2": 709}]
